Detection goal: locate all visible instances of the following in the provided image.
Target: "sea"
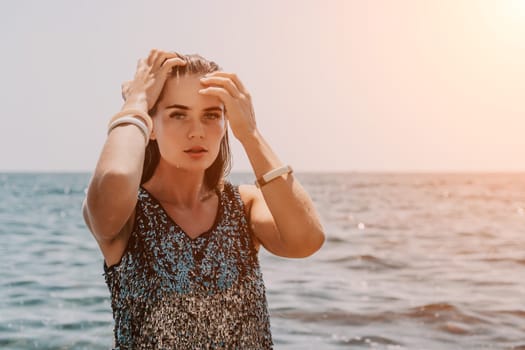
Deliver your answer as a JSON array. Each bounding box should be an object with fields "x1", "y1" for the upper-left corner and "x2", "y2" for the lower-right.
[{"x1": 0, "y1": 172, "x2": 524, "y2": 350}]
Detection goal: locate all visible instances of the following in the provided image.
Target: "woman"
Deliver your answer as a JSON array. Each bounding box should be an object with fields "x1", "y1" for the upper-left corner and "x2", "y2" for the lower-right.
[{"x1": 82, "y1": 49, "x2": 325, "y2": 349}]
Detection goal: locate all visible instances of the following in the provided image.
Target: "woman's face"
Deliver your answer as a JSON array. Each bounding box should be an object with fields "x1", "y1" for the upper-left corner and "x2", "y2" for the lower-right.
[{"x1": 151, "y1": 74, "x2": 226, "y2": 171}]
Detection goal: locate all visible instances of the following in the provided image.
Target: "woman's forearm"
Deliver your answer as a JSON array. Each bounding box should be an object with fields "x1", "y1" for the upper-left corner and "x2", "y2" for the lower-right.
[
  {"x1": 85, "y1": 99, "x2": 148, "y2": 240},
  {"x1": 241, "y1": 129, "x2": 325, "y2": 253}
]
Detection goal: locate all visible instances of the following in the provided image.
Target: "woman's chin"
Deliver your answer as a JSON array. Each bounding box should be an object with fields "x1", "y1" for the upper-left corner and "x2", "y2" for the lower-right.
[{"x1": 171, "y1": 159, "x2": 215, "y2": 172}]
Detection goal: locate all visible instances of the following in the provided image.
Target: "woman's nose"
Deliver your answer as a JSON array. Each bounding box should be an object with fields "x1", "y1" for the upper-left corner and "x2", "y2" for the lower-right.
[{"x1": 187, "y1": 119, "x2": 205, "y2": 139}]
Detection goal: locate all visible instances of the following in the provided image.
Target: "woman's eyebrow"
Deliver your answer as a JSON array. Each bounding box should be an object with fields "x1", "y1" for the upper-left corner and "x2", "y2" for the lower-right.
[
  {"x1": 203, "y1": 106, "x2": 223, "y2": 112},
  {"x1": 165, "y1": 104, "x2": 222, "y2": 112},
  {"x1": 165, "y1": 104, "x2": 189, "y2": 110}
]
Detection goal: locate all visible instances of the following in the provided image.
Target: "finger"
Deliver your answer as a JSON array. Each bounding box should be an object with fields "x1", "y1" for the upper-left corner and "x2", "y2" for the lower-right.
[
  {"x1": 159, "y1": 57, "x2": 187, "y2": 74},
  {"x1": 200, "y1": 76, "x2": 241, "y2": 98},
  {"x1": 121, "y1": 80, "x2": 132, "y2": 101},
  {"x1": 199, "y1": 87, "x2": 233, "y2": 106},
  {"x1": 146, "y1": 49, "x2": 175, "y2": 68},
  {"x1": 121, "y1": 80, "x2": 131, "y2": 92},
  {"x1": 153, "y1": 51, "x2": 181, "y2": 71},
  {"x1": 204, "y1": 72, "x2": 248, "y2": 95},
  {"x1": 146, "y1": 48, "x2": 161, "y2": 66},
  {"x1": 136, "y1": 58, "x2": 146, "y2": 69}
]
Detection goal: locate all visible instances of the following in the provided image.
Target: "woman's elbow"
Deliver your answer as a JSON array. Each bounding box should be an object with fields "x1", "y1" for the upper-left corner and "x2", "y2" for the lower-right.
[
  {"x1": 293, "y1": 229, "x2": 326, "y2": 258},
  {"x1": 309, "y1": 229, "x2": 326, "y2": 255}
]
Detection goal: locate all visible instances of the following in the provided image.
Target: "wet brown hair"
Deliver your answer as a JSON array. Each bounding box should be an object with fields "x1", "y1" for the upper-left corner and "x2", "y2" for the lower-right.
[{"x1": 141, "y1": 53, "x2": 232, "y2": 190}]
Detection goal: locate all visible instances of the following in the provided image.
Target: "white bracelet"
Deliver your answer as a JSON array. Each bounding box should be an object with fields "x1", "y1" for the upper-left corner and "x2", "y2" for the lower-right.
[
  {"x1": 108, "y1": 109, "x2": 153, "y2": 134},
  {"x1": 255, "y1": 165, "x2": 293, "y2": 188},
  {"x1": 107, "y1": 116, "x2": 150, "y2": 144}
]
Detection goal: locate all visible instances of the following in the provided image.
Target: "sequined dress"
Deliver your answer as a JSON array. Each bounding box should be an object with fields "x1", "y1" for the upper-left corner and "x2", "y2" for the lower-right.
[{"x1": 103, "y1": 182, "x2": 273, "y2": 349}]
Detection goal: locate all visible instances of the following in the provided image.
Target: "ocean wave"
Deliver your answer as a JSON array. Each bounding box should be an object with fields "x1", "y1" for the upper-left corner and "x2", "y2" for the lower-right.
[
  {"x1": 323, "y1": 254, "x2": 406, "y2": 270},
  {"x1": 479, "y1": 257, "x2": 525, "y2": 266},
  {"x1": 494, "y1": 310, "x2": 525, "y2": 318},
  {"x1": 405, "y1": 302, "x2": 488, "y2": 325},
  {"x1": 331, "y1": 334, "x2": 402, "y2": 346},
  {"x1": 274, "y1": 302, "x2": 493, "y2": 337}
]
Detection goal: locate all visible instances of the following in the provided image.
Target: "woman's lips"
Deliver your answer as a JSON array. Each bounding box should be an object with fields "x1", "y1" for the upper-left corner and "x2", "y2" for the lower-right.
[
  {"x1": 184, "y1": 150, "x2": 207, "y2": 153},
  {"x1": 185, "y1": 152, "x2": 206, "y2": 159},
  {"x1": 184, "y1": 146, "x2": 208, "y2": 153},
  {"x1": 184, "y1": 146, "x2": 208, "y2": 158}
]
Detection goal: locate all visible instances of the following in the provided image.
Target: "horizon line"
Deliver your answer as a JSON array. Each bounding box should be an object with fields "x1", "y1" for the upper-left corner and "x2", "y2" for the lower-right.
[{"x1": 1, "y1": 170, "x2": 525, "y2": 175}]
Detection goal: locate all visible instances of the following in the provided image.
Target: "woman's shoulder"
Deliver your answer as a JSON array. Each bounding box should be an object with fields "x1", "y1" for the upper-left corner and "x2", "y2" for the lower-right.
[{"x1": 221, "y1": 180, "x2": 257, "y2": 206}]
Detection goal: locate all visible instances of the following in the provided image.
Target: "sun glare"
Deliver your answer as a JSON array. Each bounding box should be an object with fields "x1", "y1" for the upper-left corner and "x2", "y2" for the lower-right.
[
  {"x1": 501, "y1": 0, "x2": 525, "y2": 20},
  {"x1": 474, "y1": 0, "x2": 525, "y2": 47}
]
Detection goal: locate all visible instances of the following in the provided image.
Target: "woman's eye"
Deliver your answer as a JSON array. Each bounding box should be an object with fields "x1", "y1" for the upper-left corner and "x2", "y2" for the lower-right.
[
  {"x1": 169, "y1": 113, "x2": 186, "y2": 120},
  {"x1": 204, "y1": 113, "x2": 220, "y2": 120}
]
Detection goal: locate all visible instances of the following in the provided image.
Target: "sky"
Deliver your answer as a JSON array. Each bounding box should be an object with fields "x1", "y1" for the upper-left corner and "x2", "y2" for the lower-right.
[{"x1": 2, "y1": 0, "x2": 525, "y2": 172}]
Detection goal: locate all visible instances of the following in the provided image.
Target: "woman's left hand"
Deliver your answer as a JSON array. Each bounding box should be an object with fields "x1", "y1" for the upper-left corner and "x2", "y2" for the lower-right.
[{"x1": 199, "y1": 72, "x2": 256, "y2": 143}]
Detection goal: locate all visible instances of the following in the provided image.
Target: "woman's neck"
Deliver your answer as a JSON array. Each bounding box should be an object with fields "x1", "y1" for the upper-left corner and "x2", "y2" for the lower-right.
[{"x1": 143, "y1": 161, "x2": 213, "y2": 210}]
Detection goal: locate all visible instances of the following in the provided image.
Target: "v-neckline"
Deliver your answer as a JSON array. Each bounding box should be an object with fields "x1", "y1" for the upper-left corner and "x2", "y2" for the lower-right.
[{"x1": 140, "y1": 186, "x2": 223, "y2": 242}]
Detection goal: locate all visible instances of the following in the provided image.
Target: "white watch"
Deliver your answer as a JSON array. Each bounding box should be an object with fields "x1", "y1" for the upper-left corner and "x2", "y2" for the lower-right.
[{"x1": 255, "y1": 165, "x2": 293, "y2": 188}]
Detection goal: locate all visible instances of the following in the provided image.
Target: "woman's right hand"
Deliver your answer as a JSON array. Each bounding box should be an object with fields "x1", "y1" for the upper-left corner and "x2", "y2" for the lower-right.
[{"x1": 121, "y1": 49, "x2": 186, "y2": 110}]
